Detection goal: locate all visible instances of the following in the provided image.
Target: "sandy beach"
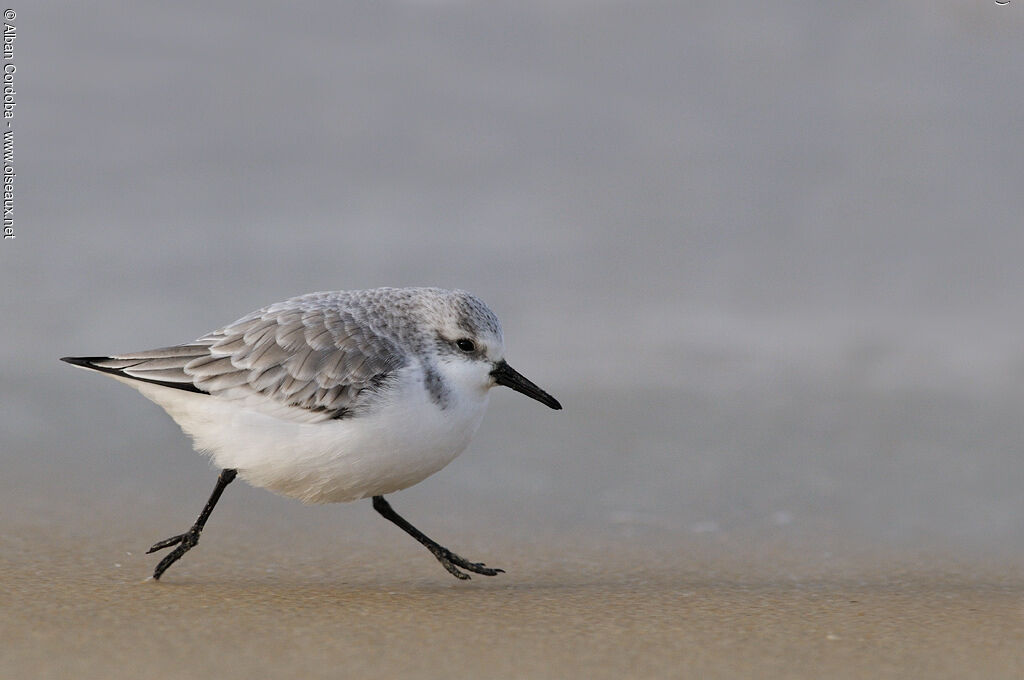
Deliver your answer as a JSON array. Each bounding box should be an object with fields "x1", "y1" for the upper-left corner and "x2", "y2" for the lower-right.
[
  {"x1": 4, "y1": 502, "x2": 1023, "y2": 679},
  {"x1": 8, "y1": 1, "x2": 1024, "y2": 677},
  {"x1": 4, "y1": 383, "x2": 1024, "y2": 679}
]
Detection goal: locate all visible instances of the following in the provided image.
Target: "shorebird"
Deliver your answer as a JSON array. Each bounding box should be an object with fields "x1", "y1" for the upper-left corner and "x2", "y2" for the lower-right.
[{"x1": 62, "y1": 287, "x2": 561, "y2": 580}]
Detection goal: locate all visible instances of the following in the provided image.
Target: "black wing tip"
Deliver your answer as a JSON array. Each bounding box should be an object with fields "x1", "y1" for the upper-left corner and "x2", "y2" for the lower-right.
[
  {"x1": 61, "y1": 356, "x2": 110, "y2": 368},
  {"x1": 60, "y1": 355, "x2": 209, "y2": 395}
]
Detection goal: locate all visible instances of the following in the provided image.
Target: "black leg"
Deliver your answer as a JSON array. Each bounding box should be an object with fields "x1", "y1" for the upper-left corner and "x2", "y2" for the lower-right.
[
  {"x1": 147, "y1": 468, "x2": 237, "y2": 580},
  {"x1": 372, "y1": 495, "x2": 503, "y2": 580}
]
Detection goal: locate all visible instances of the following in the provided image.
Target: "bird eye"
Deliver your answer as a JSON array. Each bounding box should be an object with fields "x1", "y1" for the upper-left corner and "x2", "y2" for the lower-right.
[{"x1": 456, "y1": 339, "x2": 476, "y2": 353}]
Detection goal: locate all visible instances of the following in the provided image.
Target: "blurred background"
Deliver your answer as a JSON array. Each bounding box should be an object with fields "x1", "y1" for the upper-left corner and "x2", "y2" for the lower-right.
[{"x1": 3, "y1": 1, "x2": 1024, "y2": 561}]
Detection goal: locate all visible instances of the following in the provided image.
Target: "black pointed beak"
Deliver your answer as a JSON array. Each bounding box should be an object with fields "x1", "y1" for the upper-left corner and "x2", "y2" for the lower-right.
[{"x1": 490, "y1": 360, "x2": 562, "y2": 410}]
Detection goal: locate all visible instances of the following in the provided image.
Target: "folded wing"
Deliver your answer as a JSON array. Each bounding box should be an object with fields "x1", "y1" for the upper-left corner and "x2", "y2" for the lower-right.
[{"x1": 62, "y1": 300, "x2": 407, "y2": 423}]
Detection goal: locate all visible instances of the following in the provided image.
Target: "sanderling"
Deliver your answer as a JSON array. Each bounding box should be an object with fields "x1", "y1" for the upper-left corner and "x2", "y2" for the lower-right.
[{"x1": 62, "y1": 287, "x2": 561, "y2": 581}]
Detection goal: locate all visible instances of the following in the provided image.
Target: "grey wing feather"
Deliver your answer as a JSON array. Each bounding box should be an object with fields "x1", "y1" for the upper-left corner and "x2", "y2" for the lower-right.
[
  {"x1": 196, "y1": 303, "x2": 407, "y2": 420},
  {"x1": 81, "y1": 300, "x2": 407, "y2": 422},
  {"x1": 62, "y1": 346, "x2": 211, "y2": 393}
]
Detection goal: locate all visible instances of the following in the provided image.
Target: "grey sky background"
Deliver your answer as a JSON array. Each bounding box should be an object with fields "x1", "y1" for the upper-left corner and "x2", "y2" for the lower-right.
[{"x1": 4, "y1": 1, "x2": 1024, "y2": 555}]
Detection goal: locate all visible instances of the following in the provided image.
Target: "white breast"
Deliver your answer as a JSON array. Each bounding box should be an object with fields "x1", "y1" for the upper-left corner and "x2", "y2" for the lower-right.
[{"x1": 122, "y1": 364, "x2": 491, "y2": 504}]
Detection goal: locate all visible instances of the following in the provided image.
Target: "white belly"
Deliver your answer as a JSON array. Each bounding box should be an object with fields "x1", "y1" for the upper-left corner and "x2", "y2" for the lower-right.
[{"x1": 124, "y1": 374, "x2": 490, "y2": 504}]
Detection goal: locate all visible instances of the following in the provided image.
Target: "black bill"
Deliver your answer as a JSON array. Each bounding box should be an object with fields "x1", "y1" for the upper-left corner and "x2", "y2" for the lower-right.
[{"x1": 490, "y1": 359, "x2": 562, "y2": 410}]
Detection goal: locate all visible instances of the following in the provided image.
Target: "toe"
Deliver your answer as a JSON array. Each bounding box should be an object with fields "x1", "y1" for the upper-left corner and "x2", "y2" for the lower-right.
[{"x1": 147, "y1": 534, "x2": 186, "y2": 553}]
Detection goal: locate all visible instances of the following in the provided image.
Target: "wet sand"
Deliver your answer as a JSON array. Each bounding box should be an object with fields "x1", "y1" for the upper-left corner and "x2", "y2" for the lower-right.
[
  {"x1": 5, "y1": 384, "x2": 1024, "y2": 678},
  {"x1": 3, "y1": 513, "x2": 1023, "y2": 680},
  {"x1": 10, "y1": 1, "x2": 1024, "y2": 677}
]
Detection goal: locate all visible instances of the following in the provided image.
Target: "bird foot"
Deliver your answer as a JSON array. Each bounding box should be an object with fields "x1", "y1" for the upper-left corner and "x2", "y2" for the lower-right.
[
  {"x1": 146, "y1": 527, "x2": 201, "y2": 580},
  {"x1": 430, "y1": 546, "x2": 504, "y2": 580}
]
